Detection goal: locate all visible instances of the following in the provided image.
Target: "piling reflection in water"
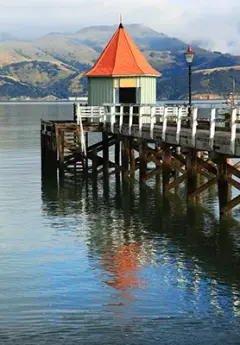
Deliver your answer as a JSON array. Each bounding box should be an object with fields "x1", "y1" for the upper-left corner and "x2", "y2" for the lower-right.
[{"x1": 41, "y1": 172, "x2": 240, "y2": 321}]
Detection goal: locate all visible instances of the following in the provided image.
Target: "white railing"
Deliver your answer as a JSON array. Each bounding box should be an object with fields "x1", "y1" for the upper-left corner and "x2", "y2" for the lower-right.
[{"x1": 75, "y1": 103, "x2": 240, "y2": 156}]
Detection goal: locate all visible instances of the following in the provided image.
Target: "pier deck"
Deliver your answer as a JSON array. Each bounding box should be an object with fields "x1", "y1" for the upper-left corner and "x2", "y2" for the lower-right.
[{"x1": 41, "y1": 103, "x2": 240, "y2": 215}]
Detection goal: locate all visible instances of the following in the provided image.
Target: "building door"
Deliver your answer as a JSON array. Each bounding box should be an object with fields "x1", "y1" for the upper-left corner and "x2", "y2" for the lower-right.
[{"x1": 119, "y1": 87, "x2": 136, "y2": 104}]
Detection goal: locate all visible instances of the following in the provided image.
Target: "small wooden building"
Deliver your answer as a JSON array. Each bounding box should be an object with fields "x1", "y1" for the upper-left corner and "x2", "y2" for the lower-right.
[{"x1": 84, "y1": 23, "x2": 161, "y2": 106}]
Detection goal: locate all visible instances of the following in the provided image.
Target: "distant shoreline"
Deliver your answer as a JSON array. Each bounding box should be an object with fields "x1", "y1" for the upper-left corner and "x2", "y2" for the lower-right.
[{"x1": 0, "y1": 99, "x2": 232, "y2": 104}]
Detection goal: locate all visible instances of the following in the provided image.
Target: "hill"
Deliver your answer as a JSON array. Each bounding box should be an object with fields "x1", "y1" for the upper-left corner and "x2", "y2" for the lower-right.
[{"x1": 0, "y1": 24, "x2": 240, "y2": 100}]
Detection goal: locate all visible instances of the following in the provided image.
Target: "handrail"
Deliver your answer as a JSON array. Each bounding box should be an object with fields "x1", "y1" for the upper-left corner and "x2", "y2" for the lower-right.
[{"x1": 75, "y1": 103, "x2": 240, "y2": 156}]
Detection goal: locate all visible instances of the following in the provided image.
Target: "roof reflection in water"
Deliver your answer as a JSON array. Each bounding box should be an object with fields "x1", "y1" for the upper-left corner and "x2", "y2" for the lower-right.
[{"x1": 41, "y1": 172, "x2": 240, "y2": 319}]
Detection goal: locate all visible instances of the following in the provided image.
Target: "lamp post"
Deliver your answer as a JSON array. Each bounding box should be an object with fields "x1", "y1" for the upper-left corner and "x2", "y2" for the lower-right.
[{"x1": 185, "y1": 46, "x2": 195, "y2": 122}]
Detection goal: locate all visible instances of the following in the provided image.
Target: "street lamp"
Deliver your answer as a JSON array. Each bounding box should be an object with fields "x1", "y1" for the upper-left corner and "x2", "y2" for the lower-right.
[{"x1": 185, "y1": 45, "x2": 195, "y2": 121}]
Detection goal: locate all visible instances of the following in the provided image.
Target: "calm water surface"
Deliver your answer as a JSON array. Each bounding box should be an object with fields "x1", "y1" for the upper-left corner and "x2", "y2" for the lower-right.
[{"x1": 1, "y1": 103, "x2": 240, "y2": 344}]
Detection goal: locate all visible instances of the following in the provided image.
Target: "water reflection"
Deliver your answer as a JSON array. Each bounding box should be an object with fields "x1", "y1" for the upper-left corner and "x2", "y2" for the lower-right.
[
  {"x1": 42, "y1": 173, "x2": 240, "y2": 321},
  {"x1": 3, "y1": 103, "x2": 240, "y2": 343}
]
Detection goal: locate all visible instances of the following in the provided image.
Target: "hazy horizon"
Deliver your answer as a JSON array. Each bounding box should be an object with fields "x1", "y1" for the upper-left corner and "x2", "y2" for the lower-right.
[{"x1": 0, "y1": 0, "x2": 240, "y2": 54}]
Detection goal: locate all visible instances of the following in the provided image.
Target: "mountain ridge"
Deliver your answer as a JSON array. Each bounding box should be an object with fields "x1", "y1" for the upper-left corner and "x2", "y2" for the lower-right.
[{"x1": 0, "y1": 24, "x2": 239, "y2": 100}]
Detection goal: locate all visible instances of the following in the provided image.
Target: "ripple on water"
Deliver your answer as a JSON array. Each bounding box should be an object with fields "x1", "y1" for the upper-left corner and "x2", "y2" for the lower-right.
[{"x1": 0, "y1": 104, "x2": 240, "y2": 344}]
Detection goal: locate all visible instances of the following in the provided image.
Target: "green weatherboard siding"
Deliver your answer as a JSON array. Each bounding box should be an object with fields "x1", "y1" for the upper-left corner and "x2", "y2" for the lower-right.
[
  {"x1": 139, "y1": 76, "x2": 157, "y2": 104},
  {"x1": 87, "y1": 76, "x2": 157, "y2": 106},
  {"x1": 88, "y1": 78, "x2": 113, "y2": 106}
]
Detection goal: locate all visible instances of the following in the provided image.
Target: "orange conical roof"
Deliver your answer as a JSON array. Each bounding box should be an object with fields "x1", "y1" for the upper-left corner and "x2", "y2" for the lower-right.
[{"x1": 85, "y1": 23, "x2": 161, "y2": 77}]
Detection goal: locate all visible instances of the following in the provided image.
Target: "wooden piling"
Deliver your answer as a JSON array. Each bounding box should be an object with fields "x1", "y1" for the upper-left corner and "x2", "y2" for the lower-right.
[
  {"x1": 155, "y1": 144, "x2": 161, "y2": 193},
  {"x1": 162, "y1": 144, "x2": 171, "y2": 193},
  {"x1": 92, "y1": 147, "x2": 98, "y2": 175},
  {"x1": 139, "y1": 140, "x2": 147, "y2": 182},
  {"x1": 73, "y1": 103, "x2": 77, "y2": 122},
  {"x1": 102, "y1": 132, "x2": 109, "y2": 173},
  {"x1": 115, "y1": 136, "x2": 120, "y2": 168},
  {"x1": 40, "y1": 121, "x2": 46, "y2": 171},
  {"x1": 122, "y1": 137, "x2": 129, "y2": 173},
  {"x1": 186, "y1": 150, "x2": 197, "y2": 197},
  {"x1": 129, "y1": 138, "x2": 135, "y2": 177},
  {"x1": 217, "y1": 156, "x2": 230, "y2": 214},
  {"x1": 85, "y1": 132, "x2": 89, "y2": 173},
  {"x1": 58, "y1": 129, "x2": 65, "y2": 179}
]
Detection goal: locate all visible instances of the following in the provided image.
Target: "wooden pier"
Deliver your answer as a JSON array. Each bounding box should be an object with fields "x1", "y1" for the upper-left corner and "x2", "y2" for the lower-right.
[{"x1": 41, "y1": 103, "x2": 240, "y2": 215}]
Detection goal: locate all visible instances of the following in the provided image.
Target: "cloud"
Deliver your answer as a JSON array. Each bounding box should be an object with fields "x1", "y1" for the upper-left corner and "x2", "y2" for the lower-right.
[{"x1": 0, "y1": 0, "x2": 239, "y2": 53}]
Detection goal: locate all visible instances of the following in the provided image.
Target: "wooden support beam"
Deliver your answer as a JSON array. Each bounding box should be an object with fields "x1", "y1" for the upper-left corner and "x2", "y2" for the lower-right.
[
  {"x1": 40, "y1": 123, "x2": 46, "y2": 171},
  {"x1": 233, "y1": 161, "x2": 240, "y2": 169},
  {"x1": 115, "y1": 136, "x2": 120, "y2": 167},
  {"x1": 172, "y1": 152, "x2": 186, "y2": 166},
  {"x1": 218, "y1": 157, "x2": 230, "y2": 214},
  {"x1": 186, "y1": 150, "x2": 198, "y2": 196},
  {"x1": 221, "y1": 195, "x2": 240, "y2": 214},
  {"x1": 121, "y1": 137, "x2": 129, "y2": 172},
  {"x1": 228, "y1": 177, "x2": 240, "y2": 191},
  {"x1": 87, "y1": 136, "x2": 115, "y2": 153},
  {"x1": 139, "y1": 140, "x2": 147, "y2": 182},
  {"x1": 197, "y1": 158, "x2": 217, "y2": 176},
  {"x1": 165, "y1": 173, "x2": 187, "y2": 191},
  {"x1": 102, "y1": 132, "x2": 109, "y2": 173},
  {"x1": 147, "y1": 154, "x2": 162, "y2": 167},
  {"x1": 144, "y1": 166, "x2": 162, "y2": 182},
  {"x1": 162, "y1": 144, "x2": 172, "y2": 193},
  {"x1": 92, "y1": 147, "x2": 98, "y2": 174},
  {"x1": 58, "y1": 129, "x2": 65, "y2": 177},
  {"x1": 85, "y1": 132, "x2": 89, "y2": 173},
  {"x1": 189, "y1": 177, "x2": 218, "y2": 198},
  {"x1": 73, "y1": 103, "x2": 77, "y2": 121},
  {"x1": 155, "y1": 144, "x2": 161, "y2": 192},
  {"x1": 227, "y1": 163, "x2": 240, "y2": 179},
  {"x1": 129, "y1": 139, "x2": 136, "y2": 177}
]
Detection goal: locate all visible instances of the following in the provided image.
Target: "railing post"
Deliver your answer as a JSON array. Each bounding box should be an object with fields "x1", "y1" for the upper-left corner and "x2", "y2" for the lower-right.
[
  {"x1": 103, "y1": 105, "x2": 107, "y2": 127},
  {"x1": 139, "y1": 106, "x2": 143, "y2": 136},
  {"x1": 150, "y1": 105, "x2": 156, "y2": 139},
  {"x1": 176, "y1": 107, "x2": 182, "y2": 144},
  {"x1": 99, "y1": 106, "x2": 103, "y2": 123},
  {"x1": 162, "y1": 107, "x2": 167, "y2": 142},
  {"x1": 119, "y1": 105, "x2": 123, "y2": 133},
  {"x1": 230, "y1": 107, "x2": 237, "y2": 155},
  {"x1": 191, "y1": 107, "x2": 198, "y2": 147},
  {"x1": 91, "y1": 106, "x2": 94, "y2": 123},
  {"x1": 209, "y1": 108, "x2": 216, "y2": 150},
  {"x1": 76, "y1": 103, "x2": 81, "y2": 125},
  {"x1": 129, "y1": 105, "x2": 133, "y2": 135},
  {"x1": 73, "y1": 103, "x2": 77, "y2": 122},
  {"x1": 110, "y1": 105, "x2": 115, "y2": 132}
]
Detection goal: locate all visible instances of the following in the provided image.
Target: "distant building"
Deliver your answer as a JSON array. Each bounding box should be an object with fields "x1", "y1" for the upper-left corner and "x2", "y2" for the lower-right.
[
  {"x1": 68, "y1": 96, "x2": 88, "y2": 103},
  {"x1": 84, "y1": 22, "x2": 161, "y2": 106}
]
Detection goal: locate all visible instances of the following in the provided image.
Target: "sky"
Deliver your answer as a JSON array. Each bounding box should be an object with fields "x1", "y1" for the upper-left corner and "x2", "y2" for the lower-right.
[{"x1": 0, "y1": 0, "x2": 240, "y2": 53}]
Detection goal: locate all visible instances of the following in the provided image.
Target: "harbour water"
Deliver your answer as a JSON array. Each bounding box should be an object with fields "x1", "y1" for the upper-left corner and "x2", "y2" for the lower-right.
[{"x1": 1, "y1": 103, "x2": 240, "y2": 344}]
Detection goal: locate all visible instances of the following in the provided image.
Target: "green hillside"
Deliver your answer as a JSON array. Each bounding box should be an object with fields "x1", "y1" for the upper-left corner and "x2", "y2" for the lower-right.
[{"x1": 0, "y1": 24, "x2": 240, "y2": 100}]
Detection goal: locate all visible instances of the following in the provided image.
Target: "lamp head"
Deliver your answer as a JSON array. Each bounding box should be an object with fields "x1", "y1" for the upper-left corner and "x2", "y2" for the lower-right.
[{"x1": 185, "y1": 45, "x2": 195, "y2": 64}]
